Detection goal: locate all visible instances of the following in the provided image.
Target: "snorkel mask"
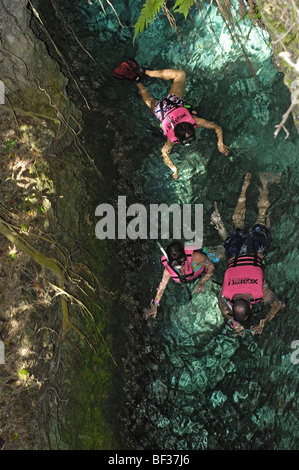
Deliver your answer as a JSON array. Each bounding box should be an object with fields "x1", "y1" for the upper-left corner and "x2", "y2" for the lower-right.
[
  {"x1": 179, "y1": 133, "x2": 196, "y2": 146},
  {"x1": 170, "y1": 255, "x2": 187, "y2": 269},
  {"x1": 157, "y1": 242, "x2": 186, "y2": 269}
]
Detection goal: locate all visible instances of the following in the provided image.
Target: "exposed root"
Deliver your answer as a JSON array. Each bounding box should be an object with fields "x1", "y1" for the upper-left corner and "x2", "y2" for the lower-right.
[{"x1": 0, "y1": 215, "x2": 117, "y2": 366}]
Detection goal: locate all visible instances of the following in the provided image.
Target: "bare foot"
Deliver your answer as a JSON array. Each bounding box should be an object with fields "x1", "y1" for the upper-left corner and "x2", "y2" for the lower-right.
[
  {"x1": 243, "y1": 171, "x2": 252, "y2": 189},
  {"x1": 259, "y1": 171, "x2": 281, "y2": 187}
]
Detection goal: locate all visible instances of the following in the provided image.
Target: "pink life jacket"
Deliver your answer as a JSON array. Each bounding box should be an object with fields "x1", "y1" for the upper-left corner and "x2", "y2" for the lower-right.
[
  {"x1": 161, "y1": 248, "x2": 206, "y2": 283},
  {"x1": 221, "y1": 255, "x2": 264, "y2": 305},
  {"x1": 161, "y1": 107, "x2": 197, "y2": 143}
]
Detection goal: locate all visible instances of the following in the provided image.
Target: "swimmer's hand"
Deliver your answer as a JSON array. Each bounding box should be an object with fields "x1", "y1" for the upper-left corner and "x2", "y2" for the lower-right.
[
  {"x1": 194, "y1": 282, "x2": 205, "y2": 294},
  {"x1": 143, "y1": 304, "x2": 158, "y2": 320},
  {"x1": 251, "y1": 320, "x2": 265, "y2": 335},
  {"x1": 234, "y1": 323, "x2": 245, "y2": 337},
  {"x1": 172, "y1": 168, "x2": 179, "y2": 180},
  {"x1": 228, "y1": 319, "x2": 245, "y2": 337},
  {"x1": 218, "y1": 142, "x2": 230, "y2": 156}
]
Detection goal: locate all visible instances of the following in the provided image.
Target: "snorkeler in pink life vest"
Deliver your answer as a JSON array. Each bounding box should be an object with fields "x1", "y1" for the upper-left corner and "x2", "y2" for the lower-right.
[
  {"x1": 143, "y1": 242, "x2": 215, "y2": 320},
  {"x1": 159, "y1": 102, "x2": 197, "y2": 144},
  {"x1": 210, "y1": 172, "x2": 284, "y2": 336},
  {"x1": 112, "y1": 60, "x2": 230, "y2": 180},
  {"x1": 161, "y1": 247, "x2": 206, "y2": 283},
  {"x1": 221, "y1": 255, "x2": 264, "y2": 305}
]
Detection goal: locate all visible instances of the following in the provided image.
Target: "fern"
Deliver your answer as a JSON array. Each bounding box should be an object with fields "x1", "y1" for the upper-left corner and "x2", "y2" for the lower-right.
[
  {"x1": 134, "y1": 0, "x2": 196, "y2": 42},
  {"x1": 133, "y1": 0, "x2": 165, "y2": 43},
  {"x1": 173, "y1": 0, "x2": 194, "y2": 19}
]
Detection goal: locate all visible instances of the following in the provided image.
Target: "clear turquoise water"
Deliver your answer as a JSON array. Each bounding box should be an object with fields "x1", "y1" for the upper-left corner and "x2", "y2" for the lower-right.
[{"x1": 37, "y1": 0, "x2": 299, "y2": 449}]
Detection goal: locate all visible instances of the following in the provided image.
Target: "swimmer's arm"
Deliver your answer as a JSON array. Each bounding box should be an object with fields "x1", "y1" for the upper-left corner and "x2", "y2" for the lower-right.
[
  {"x1": 218, "y1": 294, "x2": 245, "y2": 335},
  {"x1": 218, "y1": 294, "x2": 233, "y2": 321},
  {"x1": 251, "y1": 283, "x2": 283, "y2": 335},
  {"x1": 143, "y1": 269, "x2": 171, "y2": 320},
  {"x1": 251, "y1": 299, "x2": 284, "y2": 335},
  {"x1": 262, "y1": 282, "x2": 277, "y2": 305},
  {"x1": 161, "y1": 139, "x2": 178, "y2": 178},
  {"x1": 194, "y1": 254, "x2": 214, "y2": 293},
  {"x1": 194, "y1": 117, "x2": 230, "y2": 156},
  {"x1": 155, "y1": 269, "x2": 171, "y2": 303}
]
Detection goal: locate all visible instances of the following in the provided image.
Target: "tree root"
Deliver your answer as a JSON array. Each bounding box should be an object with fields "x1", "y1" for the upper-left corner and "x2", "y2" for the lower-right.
[{"x1": 0, "y1": 215, "x2": 117, "y2": 366}]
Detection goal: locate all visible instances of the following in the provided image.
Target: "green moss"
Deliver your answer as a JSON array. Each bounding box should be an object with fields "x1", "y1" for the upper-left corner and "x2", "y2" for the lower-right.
[{"x1": 58, "y1": 300, "x2": 118, "y2": 450}]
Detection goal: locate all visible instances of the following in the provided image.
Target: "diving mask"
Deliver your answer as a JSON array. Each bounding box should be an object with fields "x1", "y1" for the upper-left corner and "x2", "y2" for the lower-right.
[
  {"x1": 179, "y1": 133, "x2": 196, "y2": 146},
  {"x1": 171, "y1": 255, "x2": 187, "y2": 268}
]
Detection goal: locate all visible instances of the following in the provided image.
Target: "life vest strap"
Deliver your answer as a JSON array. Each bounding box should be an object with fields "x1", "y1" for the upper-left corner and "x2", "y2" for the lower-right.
[{"x1": 229, "y1": 255, "x2": 263, "y2": 269}]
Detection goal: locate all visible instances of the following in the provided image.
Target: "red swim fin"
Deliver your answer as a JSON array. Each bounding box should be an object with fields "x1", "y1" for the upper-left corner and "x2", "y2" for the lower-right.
[{"x1": 112, "y1": 58, "x2": 144, "y2": 81}]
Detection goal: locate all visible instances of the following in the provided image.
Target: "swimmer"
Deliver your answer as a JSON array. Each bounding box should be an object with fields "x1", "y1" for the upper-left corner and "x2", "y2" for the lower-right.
[
  {"x1": 113, "y1": 59, "x2": 230, "y2": 179},
  {"x1": 143, "y1": 241, "x2": 215, "y2": 320},
  {"x1": 211, "y1": 171, "x2": 284, "y2": 336}
]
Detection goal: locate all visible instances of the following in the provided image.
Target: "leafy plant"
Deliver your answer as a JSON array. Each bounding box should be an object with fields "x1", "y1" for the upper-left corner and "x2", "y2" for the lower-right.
[
  {"x1": 134, "y1": 0, "x2": 165, "y2": 43},
  {"x1": 133, "y1": 0, "x2": 197, "y2": 42},
  {"x1": 18, "y1": 369, "x2": 30, "y2": 381},
  {"x1": 173, "y1": 0, "x2": 194, "y2": 18},
  {"x1": 3, "y1": 139, "x2": 18, "y2": 151}
]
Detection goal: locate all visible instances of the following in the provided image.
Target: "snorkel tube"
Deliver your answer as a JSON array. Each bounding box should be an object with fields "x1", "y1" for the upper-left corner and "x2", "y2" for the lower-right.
[{"x1": 157, "y1": 241, "x2": 169, "y2": 261}]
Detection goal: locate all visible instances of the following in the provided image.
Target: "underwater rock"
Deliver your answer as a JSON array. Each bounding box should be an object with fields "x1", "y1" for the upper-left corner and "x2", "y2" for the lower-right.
[
  {"x1": 151, "y1": 379, "x2": 168, "y2": 405},
  {"x1": 210, "y1": 390, "x2": 227, "y2": 408}
]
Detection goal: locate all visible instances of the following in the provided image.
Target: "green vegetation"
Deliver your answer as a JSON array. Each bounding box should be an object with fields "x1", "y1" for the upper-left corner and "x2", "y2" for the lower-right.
[{"x1": 133, "y1": 0, "x2": 196, "y2": 42}]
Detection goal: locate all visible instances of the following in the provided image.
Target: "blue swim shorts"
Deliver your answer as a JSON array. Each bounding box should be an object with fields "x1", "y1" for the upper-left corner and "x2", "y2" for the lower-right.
[{"x1": 223, "y1": 224, "x2": 272, "y2": 259}]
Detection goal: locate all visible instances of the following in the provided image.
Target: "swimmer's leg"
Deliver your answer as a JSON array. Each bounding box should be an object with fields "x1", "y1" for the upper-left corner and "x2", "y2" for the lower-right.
[
  {"x1": 136, "y1": 82, "x2": 159, "y2": 113},
  {"x1": 232, "y1": 172, "x2": 251, "y2": 229},
  {"x1": 210, "y1": 201, "x2": 228, "y2": 241},
  {"x1": 255, "y1": 172, "x2": 281, "y2": 227},
  {"x1": 144, "y1": 68, "x2": 186, "y2": 99},
  {"x1": 136, "y1": 68, "x2": 186, "y2": 113}
]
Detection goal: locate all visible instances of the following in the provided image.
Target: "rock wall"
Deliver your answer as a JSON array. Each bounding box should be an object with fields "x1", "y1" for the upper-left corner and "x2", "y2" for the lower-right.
[{"x1": 0, "y1": 0, "x2": 118, "y2": 449}]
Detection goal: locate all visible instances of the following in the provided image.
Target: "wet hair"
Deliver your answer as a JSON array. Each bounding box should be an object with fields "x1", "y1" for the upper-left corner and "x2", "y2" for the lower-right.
[
  {"x1": 232, "y1": 298, "x2": 252, "y2": 322},
  {"x1": 166, "y1": 241, "x2": 185, "y2": 263},
  {"x1": 174, "y1": 122, "x2": 195, "y2": 141}
]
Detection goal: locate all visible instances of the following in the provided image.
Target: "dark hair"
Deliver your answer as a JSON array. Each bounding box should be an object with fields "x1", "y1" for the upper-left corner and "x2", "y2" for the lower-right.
[
  {"x1": 232, "y1": 298, "x2": 252, "y2": 322},
  {"x1": 166, "y1": 241, "x2": 185, "y2": 263},
  {"x1": 174, "y1": 122, "x2": 195, "y2": 141}
]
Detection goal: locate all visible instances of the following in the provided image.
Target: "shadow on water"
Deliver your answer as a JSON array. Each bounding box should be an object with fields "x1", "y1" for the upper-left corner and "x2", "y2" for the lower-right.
[{"x1": 32, "y1": 0, "x2": 299, "y2": 449}]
